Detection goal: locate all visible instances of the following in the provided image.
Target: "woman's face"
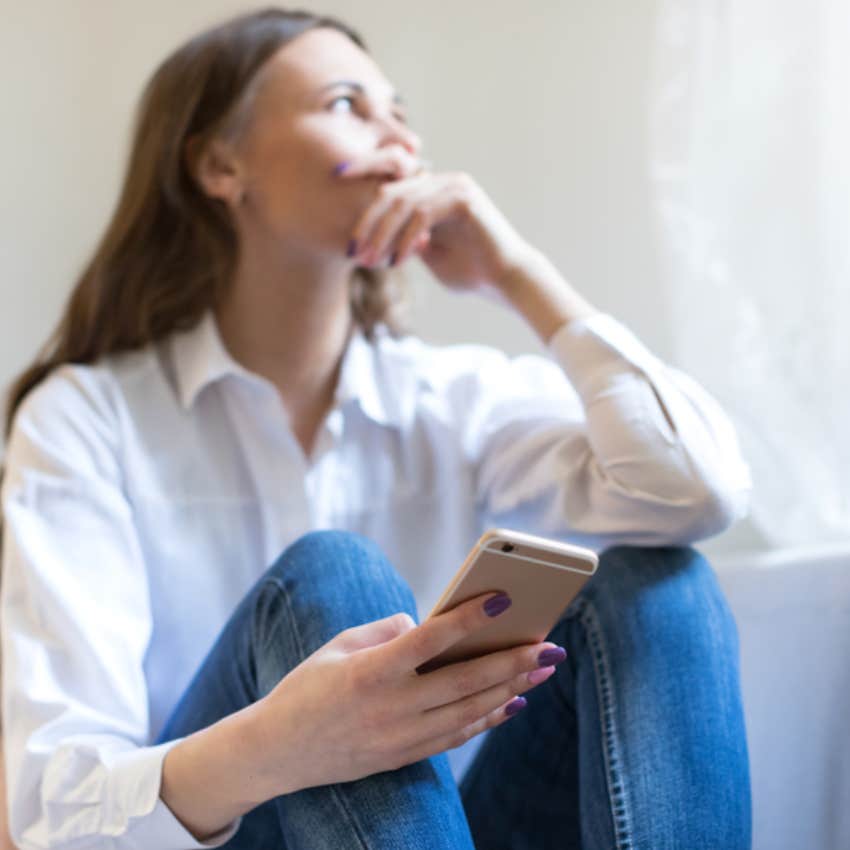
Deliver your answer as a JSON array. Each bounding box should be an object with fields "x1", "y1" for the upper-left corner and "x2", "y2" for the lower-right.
[{"x1": 219, "y1": 26, "x2": 423, "y2": 260}]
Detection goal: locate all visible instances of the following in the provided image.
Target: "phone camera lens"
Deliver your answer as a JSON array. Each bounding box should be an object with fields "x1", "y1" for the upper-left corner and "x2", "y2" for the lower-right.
[{"x1": 501, "y1": 543, "x2": 515, "y2": 553}]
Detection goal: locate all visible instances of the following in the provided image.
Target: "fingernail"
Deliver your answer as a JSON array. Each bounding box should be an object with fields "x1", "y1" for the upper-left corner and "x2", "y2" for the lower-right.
[
  {"x1": 505, "y1": 696, "x2": 527, "y2": 717},
  {"x1": 484, "y1": 593, "x2": 511, "y2": 617},
  {"x1": 333, "y1": 161, "x2": 350, "y2": 175},
  {"x1": 347, "y1": 239, "x2": 357, "y2": 258},
  {"x1": 389, "y1": 250, "x2": 398, "y2": 266},
  {"x1": 537, "y1": 647, "x2": 567, "y2": 667}
]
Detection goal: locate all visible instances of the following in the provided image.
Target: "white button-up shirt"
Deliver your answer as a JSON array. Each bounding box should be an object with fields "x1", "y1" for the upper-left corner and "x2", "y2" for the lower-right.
[{"x1": 1, "y1": 310, "x2": 751, "y2": 849}]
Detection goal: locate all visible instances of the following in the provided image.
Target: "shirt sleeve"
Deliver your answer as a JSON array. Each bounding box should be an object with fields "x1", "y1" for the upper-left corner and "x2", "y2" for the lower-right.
[
  {"x1": 469, "y1": 313, "x2": 753, "y2": 547},
  {"x1": 0, "y1": 368, "x2": 241, "y2": 850}
]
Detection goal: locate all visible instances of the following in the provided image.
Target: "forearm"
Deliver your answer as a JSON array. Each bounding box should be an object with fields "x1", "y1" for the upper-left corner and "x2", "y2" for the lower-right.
[
  {"x1": 159, "y1": 699, "x2": 290, "y2": 841},
  {"x1": 498, "y1": 247, "x2": 600, "y2": 343}
]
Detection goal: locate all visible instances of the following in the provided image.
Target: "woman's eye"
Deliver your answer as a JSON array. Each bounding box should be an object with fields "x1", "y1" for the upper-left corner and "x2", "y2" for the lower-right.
[
  {"x1": 328, "y1": 96, "x2": 408, "y2": 126},
  {"x1": 329, "y1": 95, "x2": 356, "y2": 112}
]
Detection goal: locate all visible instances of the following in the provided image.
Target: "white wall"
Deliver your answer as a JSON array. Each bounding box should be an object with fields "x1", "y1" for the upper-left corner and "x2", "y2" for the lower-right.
[
  {"x1": 1, "y1": 0, "x2": 756, "y2": 553},
  {"x1": 1, "y1": 0, "x2": 667, "y2": 366}
]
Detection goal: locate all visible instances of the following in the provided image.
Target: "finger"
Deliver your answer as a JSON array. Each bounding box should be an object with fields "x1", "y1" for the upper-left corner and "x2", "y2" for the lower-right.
[
  {"x1": 351, "y1": 179, "x2": 427, "y2": 265},
  {"x1": 335, "y1": 145, "x2": 421, "y2": 181},
  {"x1": 381, "y1": 590, "x2": 511, "y2": 675},
  {"x1": 360, "y1": 196, "x2": 419, "y2": 268},
  {"x1": 411, "y1": 229, "x2": 433, "y2": 257},
  {"x1": 414, "y1": 656, "x2": 559, "y2": 742},
  {"x1": 334, "y1": 612, "x2": 417, "y2": 652},
  {"x1": 354, "y1": 172, "x2": 460, "y2": 266},
  {"x1": 394, "y1": 692, "x2": 530, "y2": 768},
  {"x1": 375, "y1": 206, "x2": 434, "y2": 268},
  {"x1": 390, "y1": 214, "x2": 431, "y2": 267},
  {"x1": 409, "y1": 641, "x2": 565, "y2": 712},
  {"x1": 350, "y1": 182, "x2": 404, "y2": 265}
]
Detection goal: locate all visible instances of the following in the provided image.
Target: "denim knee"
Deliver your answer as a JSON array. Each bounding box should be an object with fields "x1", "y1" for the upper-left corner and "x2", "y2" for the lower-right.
[
  {"x1": 261, "y1": 529, "x2": 420, "y2": 626},
  {"x1": 242, "y1": 531, "x2": 421, "y2": 696},
  {"x1": 581, "y1": 545, "x2": 739, "y2": 652}
]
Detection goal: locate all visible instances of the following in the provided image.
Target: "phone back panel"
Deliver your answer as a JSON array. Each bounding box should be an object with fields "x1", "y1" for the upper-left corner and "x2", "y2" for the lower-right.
[{"x1": 416, "y1": 530, "x2": 597, "y2": 675}]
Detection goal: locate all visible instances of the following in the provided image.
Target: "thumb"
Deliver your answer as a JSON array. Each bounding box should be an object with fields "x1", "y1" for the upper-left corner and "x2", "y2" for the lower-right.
[
  {"x1": 414, "y1": 230, "x2": 432, "y2": 253},
  {"x1": 335, "y1": 611, "x2": 417, "y2": 652}
]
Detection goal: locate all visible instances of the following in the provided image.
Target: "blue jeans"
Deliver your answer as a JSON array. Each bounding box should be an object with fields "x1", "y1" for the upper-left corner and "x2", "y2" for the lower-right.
[{"x1": 155, "y1": 531, "x2": 751, "y2": 849}]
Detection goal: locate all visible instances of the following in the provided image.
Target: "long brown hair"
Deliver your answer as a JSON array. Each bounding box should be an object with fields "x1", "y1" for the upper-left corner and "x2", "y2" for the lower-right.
[{"x1": 3, "y1": 6, "x2": 406, "y2": 439}]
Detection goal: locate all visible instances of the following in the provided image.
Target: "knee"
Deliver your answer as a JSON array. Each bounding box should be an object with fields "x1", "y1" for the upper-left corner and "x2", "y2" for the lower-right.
[
  {"x1": 265, "y1": 530, "x2": 419, "y2": 621},
  {"x1": 272, "y1": 529, "x2": 384, "y2": 574},
  {"x1": 584, "y1": 545, "x2": 738, "y2": 652},
  {"x1": 239, "y1": 532, "x2": 417, "y2": 696}
]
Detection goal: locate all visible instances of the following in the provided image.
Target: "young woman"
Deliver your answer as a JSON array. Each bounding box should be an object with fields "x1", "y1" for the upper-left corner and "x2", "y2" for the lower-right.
[{"x1": 0, "y1": 8, "x2": 753, "y2": 849}]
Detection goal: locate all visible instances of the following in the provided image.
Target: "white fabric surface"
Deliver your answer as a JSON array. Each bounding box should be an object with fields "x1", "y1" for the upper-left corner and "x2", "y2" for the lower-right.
[
  {"x1": 714, "y1": 545, "x2": 850, "y2": 850},
  {"x1": 1, "y1": 310, "x2": 750, "y2": 848}
]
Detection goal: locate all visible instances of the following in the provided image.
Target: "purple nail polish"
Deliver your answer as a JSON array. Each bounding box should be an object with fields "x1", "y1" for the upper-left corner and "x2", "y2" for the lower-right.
[
  {"x1": 537, "y1": 647, "x2": 567, "y2": 667},
  {"x1": 333, "y1": 161, "x2": 350, "y2": 175},
  {"x1": 347, "y1": 239, "x2": 357, "y2": 257},
  {"x1": 505, "y1": 696, "x2": 527, "y2": 717},
  {"x1": 389, "y1": 250, "x2": 398, "y2": 266},
  {"x1": 484, "y1": 593, "x2": 511, "y2": 617}
]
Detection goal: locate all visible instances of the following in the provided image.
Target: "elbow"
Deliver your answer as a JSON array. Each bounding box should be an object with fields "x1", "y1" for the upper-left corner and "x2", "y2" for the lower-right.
[{"x1": 674, "y1": 474, "x2": 753, "y2": 544}]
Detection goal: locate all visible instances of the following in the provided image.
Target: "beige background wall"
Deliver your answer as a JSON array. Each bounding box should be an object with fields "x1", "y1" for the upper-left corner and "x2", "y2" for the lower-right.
[
  {"x1": 1, "y1": 0, "x2": 664, "y2": 375},
  {"x1": 5, "y1": 2, "x2": 756, "y2": 550}
]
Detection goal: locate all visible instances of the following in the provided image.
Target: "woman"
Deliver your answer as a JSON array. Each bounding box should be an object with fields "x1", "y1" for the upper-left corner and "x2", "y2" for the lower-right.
[{"x1": 0, "y1": 7, "x2": 753, "y2": 849}]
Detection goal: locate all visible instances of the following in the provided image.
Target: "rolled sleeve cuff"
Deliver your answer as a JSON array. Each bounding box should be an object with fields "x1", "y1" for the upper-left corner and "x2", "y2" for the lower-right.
[
  {"x1": 133, "y1": 798, "x2": 241, "y2": 849},
  {"x1": 114, "y1": 739, "x2": 242, "y2": 849}
]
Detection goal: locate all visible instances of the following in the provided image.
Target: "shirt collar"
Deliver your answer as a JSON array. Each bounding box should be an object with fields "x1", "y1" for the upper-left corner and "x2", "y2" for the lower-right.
[
  {"x1": 169, "y1": 310, "x2": 259, "y2": 410},
  {"x1": 169, "y1": 310, "x2": 430, "y2": 429}
]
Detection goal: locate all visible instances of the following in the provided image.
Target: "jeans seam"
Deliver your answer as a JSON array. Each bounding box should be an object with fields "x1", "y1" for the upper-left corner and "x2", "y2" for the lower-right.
[
  {"x1": 575, "y1": 596, "x2": 635, "y2": 850},
  {"x1": 260, "y1": 575, "x2": 308, "y2": 662},
  {"x1": 261, "y1": 574, "x2": 373, "y2": 850}
]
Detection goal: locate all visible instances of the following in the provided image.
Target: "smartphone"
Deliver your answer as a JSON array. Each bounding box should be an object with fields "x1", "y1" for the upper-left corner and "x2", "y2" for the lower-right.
[{"x1": 415, "y1": 528, "x2": 598, "y2": 675}]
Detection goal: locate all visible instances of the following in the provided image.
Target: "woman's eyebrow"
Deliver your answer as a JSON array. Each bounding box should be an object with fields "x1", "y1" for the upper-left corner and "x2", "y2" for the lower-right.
[{"x1": 317, "y1": 80, "x2": 406, "y2": 107}]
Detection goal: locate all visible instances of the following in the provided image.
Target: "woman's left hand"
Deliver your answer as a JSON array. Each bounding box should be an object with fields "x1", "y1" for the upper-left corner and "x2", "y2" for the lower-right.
[{"x1": 338, "y1": 152, "x2": 534, "y2": 297}]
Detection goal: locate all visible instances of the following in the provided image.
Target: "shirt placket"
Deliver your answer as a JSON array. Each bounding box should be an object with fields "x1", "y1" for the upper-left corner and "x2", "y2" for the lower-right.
[{"x1": 228, "y1": 379, "x2": 314, "y2": 565}]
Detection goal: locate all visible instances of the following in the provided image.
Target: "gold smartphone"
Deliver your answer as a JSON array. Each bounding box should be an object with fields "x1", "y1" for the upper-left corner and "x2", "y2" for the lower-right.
[{"x1": 415, "y1": 528, "x2": 598, "y2": 675}]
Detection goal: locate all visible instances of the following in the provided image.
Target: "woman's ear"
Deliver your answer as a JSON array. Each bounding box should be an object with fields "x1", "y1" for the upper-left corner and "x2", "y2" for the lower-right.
[{"x1": 186, "y1": 135, "x2": 245, "y2": 206}]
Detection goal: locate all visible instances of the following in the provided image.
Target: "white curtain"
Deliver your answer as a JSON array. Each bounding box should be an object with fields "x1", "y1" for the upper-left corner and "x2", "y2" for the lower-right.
[{"x1": 650, "y1": 0, "x2": 850, "y2": 548}]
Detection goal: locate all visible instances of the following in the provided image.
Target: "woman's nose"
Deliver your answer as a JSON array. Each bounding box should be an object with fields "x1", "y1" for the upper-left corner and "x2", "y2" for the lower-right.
[{"x1": 376, "y1": 114, "x2": 422, "y2": 159}]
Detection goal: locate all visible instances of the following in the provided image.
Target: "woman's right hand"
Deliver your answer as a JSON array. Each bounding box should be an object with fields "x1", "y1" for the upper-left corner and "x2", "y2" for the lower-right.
[{"x1": 252, "y1": 591, "x2": 566, "y2": 795}]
